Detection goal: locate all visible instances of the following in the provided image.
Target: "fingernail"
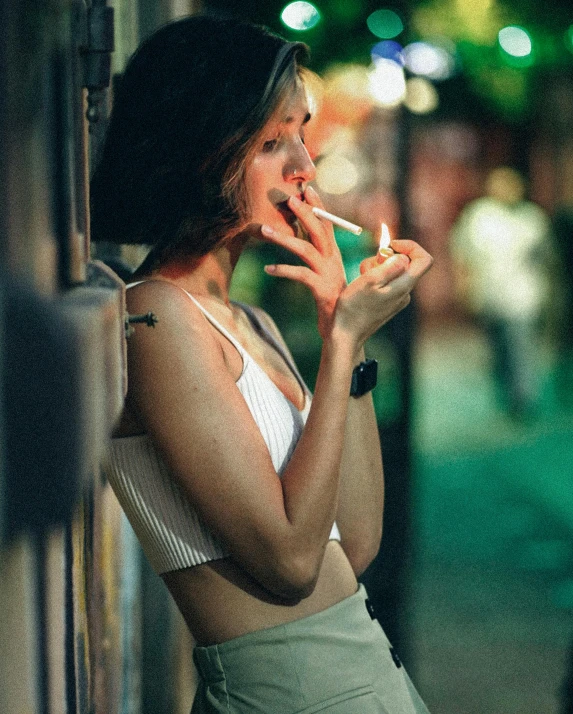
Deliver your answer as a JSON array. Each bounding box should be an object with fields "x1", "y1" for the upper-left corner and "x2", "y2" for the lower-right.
[
  {"x1": 305, "y1": 185, "x2": 318, "y2": 198},
  {"x1": 261, "y1": 225, "x2": 277, "y2": 237},
  {"x1": 288, "y1": 195, "x2": 302, "y2": 206},
  {"x1": 264, "y1": 264, "x2": 276, "y2": 274}
]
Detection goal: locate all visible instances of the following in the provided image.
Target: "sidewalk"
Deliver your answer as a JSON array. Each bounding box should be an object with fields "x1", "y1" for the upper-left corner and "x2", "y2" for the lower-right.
[{"x1": 409, "y1": 322, "x2": 573, "y2": 714}]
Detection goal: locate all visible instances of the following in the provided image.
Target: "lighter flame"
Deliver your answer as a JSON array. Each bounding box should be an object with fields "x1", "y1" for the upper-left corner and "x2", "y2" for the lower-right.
[{"x1": 379, "y1": 223, "x2": 391, "y2": 250}]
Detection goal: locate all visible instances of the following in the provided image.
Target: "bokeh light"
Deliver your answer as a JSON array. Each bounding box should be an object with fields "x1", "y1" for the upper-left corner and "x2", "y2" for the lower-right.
[
  {"x1": 412, "y1": 0, "x2": 501, "y2": 45},
  {"x1": 281, "y1": 2, "x2": 321, "y2": 31},
  {"x1": 404, "y1": 77, "x2": 439, "y2": 114},
  {"x1": 371, "y1": 40, "x2": 404, "y2": 66},
  {"x1": 368, "y1": 58, "x2": 406, "y2": 107},
  {"x1": 315, "y1": 154, "x2": 360, "y2": 195},
  {"x1": 320, "y1": 64, "x2": 373, "y2": 125},
  {"x1": 403, "y1": 41, "x2": 456, "y2": 81},
  {"x1": 498, "y1": 26, "x2": 532, "y2": 57},
  {"x1": 366, "y1": 9, "x2": 404, "y2": 39}
]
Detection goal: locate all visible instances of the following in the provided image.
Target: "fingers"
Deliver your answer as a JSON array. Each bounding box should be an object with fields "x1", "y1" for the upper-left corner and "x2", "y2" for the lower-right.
[
  {"x1": 359, "y1": 253, "x2": 409, "y2": 277},
  {"x1": 263, "y1": 262, "x2": 319, "y2": 292},
  {"x1": 351, "y1": 242, "x2": 431, "y2": 313},
  {"x1": 286, "y1": 192, "x2": 333, "y2": 254},
  {"x1": 359, "y1": 256, "x2": 377, "y2": 275},
  {"x1": 390, "y1": 240, "x2": 433, "y2": 279},
  {"x1": 261, "y1": 224, "x2": 321, "y2": 270},
  {"x1": 303, "y1": 184, "x2": 324, "y2": 209},
  {"x1": 359, "y1": 240, "x2": 432, "y2": 285},
  {"x1": 288, "y1": 195, "x2": 320, "y2": 226}
]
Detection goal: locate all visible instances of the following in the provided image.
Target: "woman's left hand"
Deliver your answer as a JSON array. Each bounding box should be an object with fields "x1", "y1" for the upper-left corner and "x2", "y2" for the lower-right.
[{"x1": 261, "y1": 185, "x2": 349, "y2": 338}]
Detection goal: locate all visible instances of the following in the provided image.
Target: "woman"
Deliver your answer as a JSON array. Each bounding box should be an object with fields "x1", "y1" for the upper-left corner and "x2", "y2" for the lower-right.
[{"x1": 93, "y1": 15, "x2": 433, "y2": 713}]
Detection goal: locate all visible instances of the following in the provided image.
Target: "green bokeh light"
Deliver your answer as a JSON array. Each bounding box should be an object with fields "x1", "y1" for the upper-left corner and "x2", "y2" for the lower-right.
[
  {"x1": 281, "y1": 2, "x2": 321, "y2": 31},
  {"x1": 366, "y1": 9, "x2": 404, "y2": 39}
]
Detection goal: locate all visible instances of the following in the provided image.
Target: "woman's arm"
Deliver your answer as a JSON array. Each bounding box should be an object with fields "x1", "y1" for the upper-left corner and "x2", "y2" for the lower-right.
[
  {"x1": 336, "y1": 354, "x2": 384, "y2": 576},
  {"x1": 334, "y1": 240, "x2": 434, "y2": 575},
  {"x1": 261, "y1": 187, "x2": 433, "y2": 581},
  {"x1": 254, "y1": 309, "x2": 382, "y2": 576}
]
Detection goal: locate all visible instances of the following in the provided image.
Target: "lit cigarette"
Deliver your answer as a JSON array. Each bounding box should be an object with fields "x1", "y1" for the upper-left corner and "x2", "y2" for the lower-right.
[
  {"x1": 377, "y1": 223, "x2": 394, "y2": 262},
  {"x1": 311, "y1": 207, "x2": 363, "y2": 235}
]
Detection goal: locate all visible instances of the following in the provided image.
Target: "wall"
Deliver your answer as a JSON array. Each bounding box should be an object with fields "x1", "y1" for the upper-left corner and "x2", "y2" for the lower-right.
[{"x1": 0, "y1": 1, "x2": 199, "y2": 712}]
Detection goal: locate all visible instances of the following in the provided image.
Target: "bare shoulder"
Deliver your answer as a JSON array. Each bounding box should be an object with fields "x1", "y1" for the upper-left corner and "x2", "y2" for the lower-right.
[
  {"x1": 126, "y1": 278, "x2": 192, "y2": 319},
  {"x1": 126, "y1": 280, "x2": 221, "y2": 355},
  {"x1": 124, "y1": 280, "x2": 231, "y2": 415},
  {"x1": 127, "y1": 280, "x2": 202, "y2": 325}
]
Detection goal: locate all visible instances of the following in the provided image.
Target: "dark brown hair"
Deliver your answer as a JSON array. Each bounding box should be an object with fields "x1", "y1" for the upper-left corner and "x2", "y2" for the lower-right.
[{"x1": 90, "y1": 15, "x2": 308, "y2": 269}]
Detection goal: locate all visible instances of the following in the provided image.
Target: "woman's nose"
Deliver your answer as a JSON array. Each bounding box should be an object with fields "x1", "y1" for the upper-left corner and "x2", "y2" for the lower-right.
[{"x1": 284, "y1": 141, "x2": 316, "y2": 184}]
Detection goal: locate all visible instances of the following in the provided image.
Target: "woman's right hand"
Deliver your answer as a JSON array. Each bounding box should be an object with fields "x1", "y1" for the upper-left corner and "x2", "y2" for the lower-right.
[
  {"x1": 333, "y1": 239, "x2": 433, "y2": 348},
  {"x1": 261, "y1": 187, "x2": 432, "y2": 347}
]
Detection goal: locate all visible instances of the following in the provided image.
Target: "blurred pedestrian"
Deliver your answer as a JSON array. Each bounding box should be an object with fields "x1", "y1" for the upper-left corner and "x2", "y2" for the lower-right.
[{"x1": 450, "y1": 166, "x2": 553, "y2": 419}]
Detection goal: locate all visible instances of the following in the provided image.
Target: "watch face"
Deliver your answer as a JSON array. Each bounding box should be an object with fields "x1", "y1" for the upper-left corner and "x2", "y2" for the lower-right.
[
  {"x1": 361, "y1": 360, "x2": 378, "y2": 392},
  {"x1": 351, "y1": 359, "x2": 378, "y2": 397}
]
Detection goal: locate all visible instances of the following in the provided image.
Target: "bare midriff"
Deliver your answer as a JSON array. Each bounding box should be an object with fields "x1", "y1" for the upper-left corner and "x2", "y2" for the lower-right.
[{"x1": 161, "y1": 540, "x2": 359, "y2": 646}]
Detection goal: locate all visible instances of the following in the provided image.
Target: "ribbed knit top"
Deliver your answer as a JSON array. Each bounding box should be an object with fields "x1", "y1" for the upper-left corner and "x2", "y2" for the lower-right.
[{"x1": 105, "y1": 287, "x2": 340, "y2": 574}]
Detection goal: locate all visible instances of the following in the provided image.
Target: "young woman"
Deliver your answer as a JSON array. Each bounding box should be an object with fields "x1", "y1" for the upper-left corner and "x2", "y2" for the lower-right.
[{"x1": 93, "y1": 15, "x2": 433, "y2": 713}]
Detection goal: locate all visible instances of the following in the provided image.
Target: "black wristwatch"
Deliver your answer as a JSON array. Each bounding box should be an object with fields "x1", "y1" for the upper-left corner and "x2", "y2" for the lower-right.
[{"x1": 350, "y1": 359, "x2": 378, "y2": 397}]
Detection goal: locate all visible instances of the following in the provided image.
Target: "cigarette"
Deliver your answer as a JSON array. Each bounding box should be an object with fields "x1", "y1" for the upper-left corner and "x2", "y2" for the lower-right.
[{"x1": 311, "y1": 207, "x2": 363, "y2": 235}]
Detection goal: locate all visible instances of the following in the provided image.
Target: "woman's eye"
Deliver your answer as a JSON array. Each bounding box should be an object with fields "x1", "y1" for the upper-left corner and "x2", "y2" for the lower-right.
[{"x1": 262, "y1": 138, "x2": 278, "y2": 152}]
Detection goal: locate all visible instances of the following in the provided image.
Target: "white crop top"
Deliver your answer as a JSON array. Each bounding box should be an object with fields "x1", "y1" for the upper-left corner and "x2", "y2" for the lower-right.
[{"x1": 105, "y1": 287, "x2": 341, "y2": 574}]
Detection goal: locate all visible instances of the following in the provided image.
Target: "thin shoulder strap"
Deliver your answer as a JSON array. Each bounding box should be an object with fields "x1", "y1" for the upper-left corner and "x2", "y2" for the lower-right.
[
  {"x1": 234, "y1": 302, "x2": 308, "y2": 394},
  {"x1": 126, "y1": 280, "x2": 246, "y2": 357},
  {"x1": 182, "y1": 291, "x2": 247, "y2": 357}
]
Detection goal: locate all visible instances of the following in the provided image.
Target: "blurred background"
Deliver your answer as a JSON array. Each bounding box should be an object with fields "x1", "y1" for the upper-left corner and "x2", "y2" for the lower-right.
[{"x1": 1, "y1": 1, "x2": 573, "y2": 713}]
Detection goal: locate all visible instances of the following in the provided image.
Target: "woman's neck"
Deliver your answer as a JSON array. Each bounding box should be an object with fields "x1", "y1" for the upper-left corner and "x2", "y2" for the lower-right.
[{"x1": 153, "y1": 237, "x2": 247, "y2": 307}]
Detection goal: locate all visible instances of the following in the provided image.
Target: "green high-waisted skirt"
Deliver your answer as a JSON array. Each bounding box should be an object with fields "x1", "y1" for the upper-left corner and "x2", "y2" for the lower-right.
[{"x1": 191, "y1": 585, "x2": 430, "y2": 713}]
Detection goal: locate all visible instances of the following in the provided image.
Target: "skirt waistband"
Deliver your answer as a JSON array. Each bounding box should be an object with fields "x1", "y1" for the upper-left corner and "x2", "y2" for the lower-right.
[
  {"x1": 190, "y1": 584, "x2": 430, "y2": 714},
  {"x1": 193, "y1": 584, "x2": 389, "y2": 684}
]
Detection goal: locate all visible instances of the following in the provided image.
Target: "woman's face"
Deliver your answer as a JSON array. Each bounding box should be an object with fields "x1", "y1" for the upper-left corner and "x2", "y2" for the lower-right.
[{"x1": 243, "y1": 82, "x2": 316, "y2": 236}]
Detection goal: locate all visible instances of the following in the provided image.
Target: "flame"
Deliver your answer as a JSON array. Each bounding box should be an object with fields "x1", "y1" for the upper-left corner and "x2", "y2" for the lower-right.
[{"x1": 379, "y1": 223, "x2": 391, "y2": 251}]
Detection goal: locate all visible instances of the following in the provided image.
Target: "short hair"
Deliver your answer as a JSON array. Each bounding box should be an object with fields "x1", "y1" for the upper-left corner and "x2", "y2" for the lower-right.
[{"x1": 90, "y1": 15, "x2": 308, "y2": 268}]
